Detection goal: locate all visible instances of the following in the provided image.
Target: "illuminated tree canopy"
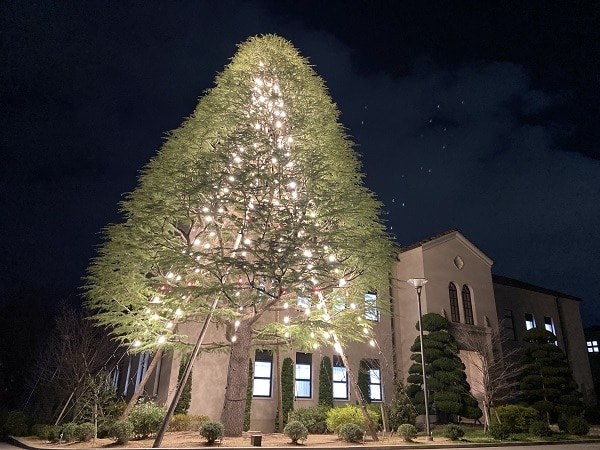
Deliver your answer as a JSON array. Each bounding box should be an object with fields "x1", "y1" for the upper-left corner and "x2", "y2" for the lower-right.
[{"x1": 85, "y1": 34, "x2": 394, "y2": 435}]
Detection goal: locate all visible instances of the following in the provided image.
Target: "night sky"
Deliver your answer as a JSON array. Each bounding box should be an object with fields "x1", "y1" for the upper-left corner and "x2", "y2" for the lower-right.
[{"x1": 1, "y1": 1, "x2": 599, "y2": 325}]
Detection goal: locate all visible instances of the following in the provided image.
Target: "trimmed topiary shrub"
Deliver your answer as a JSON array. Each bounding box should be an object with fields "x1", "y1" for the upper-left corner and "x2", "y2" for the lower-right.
[
  {"x1": 443, "y1": 423, "x2": 465, "y2": 440},
  {"x1": 339, "y1": 423, "x2": 364, "y2": 443},
  {"x1": 129, "y1": 400, "x2": 167, "y2": 438},
  {"x1": 109, "y1": 420, "x2": 134, "y2": 445},
  {"x1": 75, "y1": 422, "x2": 96, "y2": 441},
  {"x1": 397, "y1": 423, "x2": 417, "y2": 442},
  {"x1": 487, "y1": 422, "x2": 510, "y2": 440},
  {"x1": 60, "y1": 422, "x2": 78, "y2": 442},
  {"x1": 567, "y1": 416, "x2": 590, "y2": 436},
  {"x1": 33, "y1": 424, "x2": 60, "y2": 441},
  {"x1": 325, "y1": 405, "x2": 379, "y2": 434},
  {"x1": 3, "y1": 410, "x2": 29, "y2": 436},
  {"x1": 528, "y1": 420, "x2": 551, "y2": 437},
  {"x1": 491, "y1": 404, "x2": 540, "y2": 433},
  {"x1": 200, "y1": 420, "x2": 224, "y2": 445},
  {"x1": 289, "y1": 406, "x2": 329, "y2": 434},
  {"x1": 283, "y1": 420, "x2": 308, "y2": 444},
  {"x1": 97, "y1": 418, "x2": 116, "y2": 438}
]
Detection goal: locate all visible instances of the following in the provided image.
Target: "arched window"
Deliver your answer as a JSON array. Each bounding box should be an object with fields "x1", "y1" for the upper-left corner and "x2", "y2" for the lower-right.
[
  {"x1": 449, "y1": 283, "x2": 460, "y2": 323},
  {"x1": 462, "y1": 285, "x2": 474, "y2": 325}
]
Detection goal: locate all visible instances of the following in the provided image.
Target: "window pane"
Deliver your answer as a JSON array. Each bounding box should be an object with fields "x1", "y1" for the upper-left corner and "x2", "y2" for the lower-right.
[
  {"x1": 370, "y1": 385, "x2": 382, "y2": 401},
  {"x1": 253, "y1": 379, "x2": 271, "y2": 396},
  {"x1": 296, "y1": 363, "x2": 310, "y2": 380},
  {"x1": 369, "y1": 369, "x2": 380, "y2": 384},
  {"x1": 254, "y1": 361, "x2": 272, "y2": 378},
  {"x1": 295, "y1": 380, "x2": 310, "y2": 397},
  {"x1": 298, "y1": 296, "x2": 310, "y2": 308},
  {"x1": 333, "y1": 366, "x2": 346, "y2": 382},
  {"x1": 333, "y1": 382, "x2": 347, "y2": 399}
]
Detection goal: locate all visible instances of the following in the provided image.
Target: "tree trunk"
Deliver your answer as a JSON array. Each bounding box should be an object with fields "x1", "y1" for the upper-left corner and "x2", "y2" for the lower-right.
[
  {"x1": 220, "y1": 322, "x2": 253, "y2": 436},
  {"x1": 120, "y1": 348, "x2": 163, "y2": 420}
]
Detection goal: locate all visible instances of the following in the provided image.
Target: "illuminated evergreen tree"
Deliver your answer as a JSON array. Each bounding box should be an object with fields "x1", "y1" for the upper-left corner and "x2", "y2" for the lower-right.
[
  {"x1": 318, "y1": 356, "x2": 333, "y2": 407},
  {"x1": 406, "y1": 313, "x2": 481, "y2": 421},
  {"x1": 84, "y1": 35, "x2": 394, "y2": 436}
]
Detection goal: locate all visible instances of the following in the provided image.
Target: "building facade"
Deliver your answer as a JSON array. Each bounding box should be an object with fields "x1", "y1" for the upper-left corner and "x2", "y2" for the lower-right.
[{"x1": 116, "y1": 229, "x2": 595, "y2": 431}]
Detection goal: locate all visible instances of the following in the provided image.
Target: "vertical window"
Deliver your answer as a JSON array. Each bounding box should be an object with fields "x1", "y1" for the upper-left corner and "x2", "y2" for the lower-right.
[
  {"x1": 367, "y1": 360, "x2": 382, "y2": 402},
  {"x1": 135, "y1": 352, "x2": 150, "y2": 392},
  {"x1": 525, "y1": 313, "x2": 536, "y2": 330},
  {"x1": 253, "y1": 351, "x2": 273, "y2": 397},
  {"x1": 504, "y1": 309, "x2": 516, "y2": 340},
  {"x1": 587, "y1": 341, "x2": 599, "y2": 353},
  {"x1": 449, "y1": 283, "x2": 460, "y2": 323},
  {"x1": 462, "y1": 285, "x2": 474, "y2": 325},
  {"x1": 544, "y1": 316, "x2": 555, "y2": 334},
  {"x1": 332, "y1": 356, "x2": 348, "y2": 399},
  {"x1": 295, "y1": 353, "x2": 312, "y2": 398},
  {"x1": 365, "y1": 293, "x2": 379, "y2": 322},
  {"x1": 297, "y1": 296, "x2": 310, "y2": 308}
]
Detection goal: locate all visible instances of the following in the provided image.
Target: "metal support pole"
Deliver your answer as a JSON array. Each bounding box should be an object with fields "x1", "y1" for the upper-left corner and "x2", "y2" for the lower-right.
[{"x1": 416, "y1": 285, "x2": 433, "y2": 441}]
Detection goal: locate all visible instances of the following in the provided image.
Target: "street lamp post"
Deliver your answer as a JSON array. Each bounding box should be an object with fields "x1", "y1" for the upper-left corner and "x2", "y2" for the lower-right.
[{"x1": 407, "y1": 278, "x2": 433, "y2": 441}]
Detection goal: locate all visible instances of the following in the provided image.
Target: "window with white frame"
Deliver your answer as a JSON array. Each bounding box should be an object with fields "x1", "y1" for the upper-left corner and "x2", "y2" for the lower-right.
[
  {"x1": 587, "y1": 341, "x2": 599, "y2": 353},
  {"x1": 525, "y1": 313, "x2": 536, "y2": 330},
  {"x1": 332, "y1": 355, "x2": 348, "y2": 399},
  {"x1": 364, "y1": 293, "x2": 379, "y2": 322},
  {"x1": 253, "y1": 350, "x2": 273, "y2": 397},
  {"x1": 544, "y1": 316, "x2": 556, "y2": 335},
  {"x1": 295, "y1": 352, "x2": 312, "y2": 398},
  {"x1": 367, "y1": 360, "x2": 382, "y2": 402}
]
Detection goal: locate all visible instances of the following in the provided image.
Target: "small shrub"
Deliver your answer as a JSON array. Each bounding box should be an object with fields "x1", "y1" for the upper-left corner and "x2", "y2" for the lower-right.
[
  {"x1": 283, "y1": 420, "x2": 308, "y2": 444},
  {"x1": 325, "y1": 404, "x2": 379, "y2": 434},
  {"x1": 528, "y1": 420, "x2": 551, "y2": 437},
  {"x1": 75, "y1": 422, "x2": 96, "y2": 441},
  {"x1": 33, "y1": 424, "x2": 60, "y2": 441},
  {"x1": 97, "y1": 418, "x2": 116, "y2": 438},
  {"x1": 129, "y1": 400, "x2": 167, "y2": 438},
  {"x1": 169, "y1": 413, "x2": 209, "y2": 431},
  {"x1": 339, "y1": 423, "x2": 364, "y2": 443},
  {"x1": 491, "y1": 404, "x2": 540, "y2": 433},
  {"x1": 60, "y1": 422, "x2": 78, "y2": 442},
  {"x1": 200, "y1": 420, "x2": 224, "y2": 445},
  {"x1": 46, "y1": 425, "x2": 61, "y2": 442},
  {"x1": 443, "y1": 423, "x2": 465, "y2": 441},
  {"x1": 3, "y1": 410, "x2": 29, "y2": 436},
  {"x1": 110, "y1": 420, "x2": 134, "y2": 445},
  {"x1": 487, "y1": 422, "x2": 510, "y2": 440},
  {"x1": 397, "y1": 423, "x2": 417, "y2": 442},
  {"x1": 567, "y1": 416, "x2": 590, "y2": 436},
  {"x1": 289, "y1": 406, "x2": 329, "y2": 434}
]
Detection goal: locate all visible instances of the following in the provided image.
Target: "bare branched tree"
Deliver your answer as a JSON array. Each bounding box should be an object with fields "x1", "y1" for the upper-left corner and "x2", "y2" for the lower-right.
[{"x1": 454, "y1": 322, "x2": 521, "y2": 431}]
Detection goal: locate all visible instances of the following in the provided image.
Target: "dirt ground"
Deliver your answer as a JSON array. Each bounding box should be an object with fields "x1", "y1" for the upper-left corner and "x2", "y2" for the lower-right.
[{"x1": 18, "y1": 431, "x2": 451, "y2": 448}]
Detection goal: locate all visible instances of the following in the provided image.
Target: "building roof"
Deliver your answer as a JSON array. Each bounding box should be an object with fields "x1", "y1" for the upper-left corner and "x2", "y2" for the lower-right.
[
  {"x1": 399, "y1": 229, "x2": 459, "y2": 252},
  {"x1": 492, "y1": 274, "x2": 580, "y2": 301}
]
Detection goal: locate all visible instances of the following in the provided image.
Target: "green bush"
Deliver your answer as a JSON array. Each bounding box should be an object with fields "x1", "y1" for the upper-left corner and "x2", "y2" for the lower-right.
[
  {"x1": 325, "y1": 405, "x2": 379, "y2": 434},
  {"x1": 168, "y1": 413, "x2": 209, "y2": 431},
  {"x1": 567, "y1": 416, "x2": 590, "y2": 436},
  {"x1": 487, "y1": 422, "x2": 510, "y2": 440},
  {"x1": 289, "y1": 406, "x2": 329, "y2": 434},
  {"x1": 528, "y1": 420, "x2": 551, "y2": 437},
  {"x1": 199, "y1": 420, "x2": 224, "y2": 445},
  {"x1": 3, "y1": 410, "x2": 29, "y2": 436},
  {"x1": 32, "y1": 424, "x2": 60, "y2": 441},
  {"x1": 97, "y1": 418, "x2": 116, "y2": 438},
  {"x1": 443, "y1": 423, "x2": 465, "y2": 440},
  {"x1": 283, "y1": 420, "x2": 308, "y2": 444},
  {"x1": 491, "y1": 404, "x2": 540, "y2": 433},
  {"x1": 109, "y1": 420, "x2": 134, "y2": 445},
  {"x1": 129, "y1": 400, "x2": 167, "y2": 438},
  {"x1": 387, "y1": 395, "x2": 417, "y2": 429},
  {"x1": 60, "y1": 422, "x2": 78, "y2": 441},
  {"x1": 75, "y1": 422, "x2": 96, "y2": 441},
  {"x1": 396, "y1": 423, "x2": 417, "y2": 442},
  {"x1": 339, "y1": 423, "x2": 364, "y2": 443}
]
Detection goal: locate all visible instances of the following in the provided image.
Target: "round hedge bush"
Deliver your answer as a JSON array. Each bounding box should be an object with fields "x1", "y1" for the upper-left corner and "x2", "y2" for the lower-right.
[
  {"x1": 339, "y1": 423, "x2": 364, "y2": 443},
  {"x1": 567, "y1": 416, "x2": 590, "y2": 436},
  {"x1": 75, "y1": 422, "x2": 96, "y2": 441},
  {"x1": 487, "y1": 422, "x2": 510, "y2": 440},
  {"x1": 200, "y1": 420, "x2": 225, "y2": 445},
  {"x1": 397, "y1": 423, "x2": 418, "y2": 442},
  {"x1": 443, "y1": 423, "x2": 465, "y2": 441},
  {"x1": 283, "y1": 420, "x2": 308, "y2": 444},
  {"x1": 109, "y1": 420, "x2": 134, "y2": 445},
  {"x1": 528, "y1": 420, "x2": 551, "y2": 437}
]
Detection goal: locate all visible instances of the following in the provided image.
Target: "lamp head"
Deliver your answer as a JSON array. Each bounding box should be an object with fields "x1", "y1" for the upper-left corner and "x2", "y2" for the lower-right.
[{"x1": 407, "y1": 278, "x2": 428, "y2": 289}]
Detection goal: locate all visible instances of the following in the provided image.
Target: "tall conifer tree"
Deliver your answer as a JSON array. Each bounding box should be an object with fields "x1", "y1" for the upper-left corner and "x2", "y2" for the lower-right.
[{"x1": 85, "y1": 35, "x2": 394, "y2": 436}]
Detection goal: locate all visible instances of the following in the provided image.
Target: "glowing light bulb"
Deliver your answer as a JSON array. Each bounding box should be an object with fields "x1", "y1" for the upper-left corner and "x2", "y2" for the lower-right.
[
  {"x1": 328, "y1": 254, "x2": 336, "y2": 262},
  {"x1": 176, "y1": 275, "x2": 182, "y2": 281},
  {"x1": 234, "y1": 320, "x2": 241, "y2": 328},
  {"x1": 303, "y1": 249, "x2": 312, "y2": 258},
  {"x1": 350, "y1": 303, "x2": 356, "y2": 309},
  {"x1": 133, "y1": 340, "x2": 141, "y2": 347},
  {"x1": 313, "y1": 343, "x2": 318, "y2": 349},
  {"x1": 151, "y1": 296, "x2": 161, "y2": 304},
  {"x1": 231, "y1": 335, "x2": 237, "y2": 342},
  {"x1": 205, "y1": 215, "x2": 213, "y2": 222},
  {"x1": 339, "y1": 278, "x2": 347, "y2": 287},
  {"x1": 323, "y1": 313, "x2": 330, "y2": 322},
  {"x1": 310, "y1": 332, "x2": 315, "y2": 338},
  {"x1": 151, "y1": 314, "x2": 159, "y2": 321},
  {"x1": 323, "y1": 331, "x2": 330, "y2": 339},
  {"x1": 283, "y1": 302, "x2": 289, "y2": 309},
  {"x1": 194, "y1": 238, "x2": 201, "y2": 246},
  {"x1": 228, "y1": 175, "x2": 235, "y2": 182},
  {"x1": 158, "y1": 336, "x2": 166, "y2": 344},
  {"x1": 363, "y1": 327, "x2": 369, "y2": 334},
  {"x1": 284, "y1": 331, "x2": 290, "y2": 338},
  {"x1": 175, "y1": 308, "x2": 183, "y2": 317},
  {"x1": 166, "y1": 321, "x2": 173, "y2": 329},
  {"x1": 370, "y1": 339, "x2": 375, "y2": 347},
  {"x1": 305, "y1": 308, "x2": 311, "y2": 316},
  {"x1": 244, "y1": 238, "x2": 252, "y2": 245},
  {"x1": 283, "y1": 316, "x2": 290, "y2": 324}
]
